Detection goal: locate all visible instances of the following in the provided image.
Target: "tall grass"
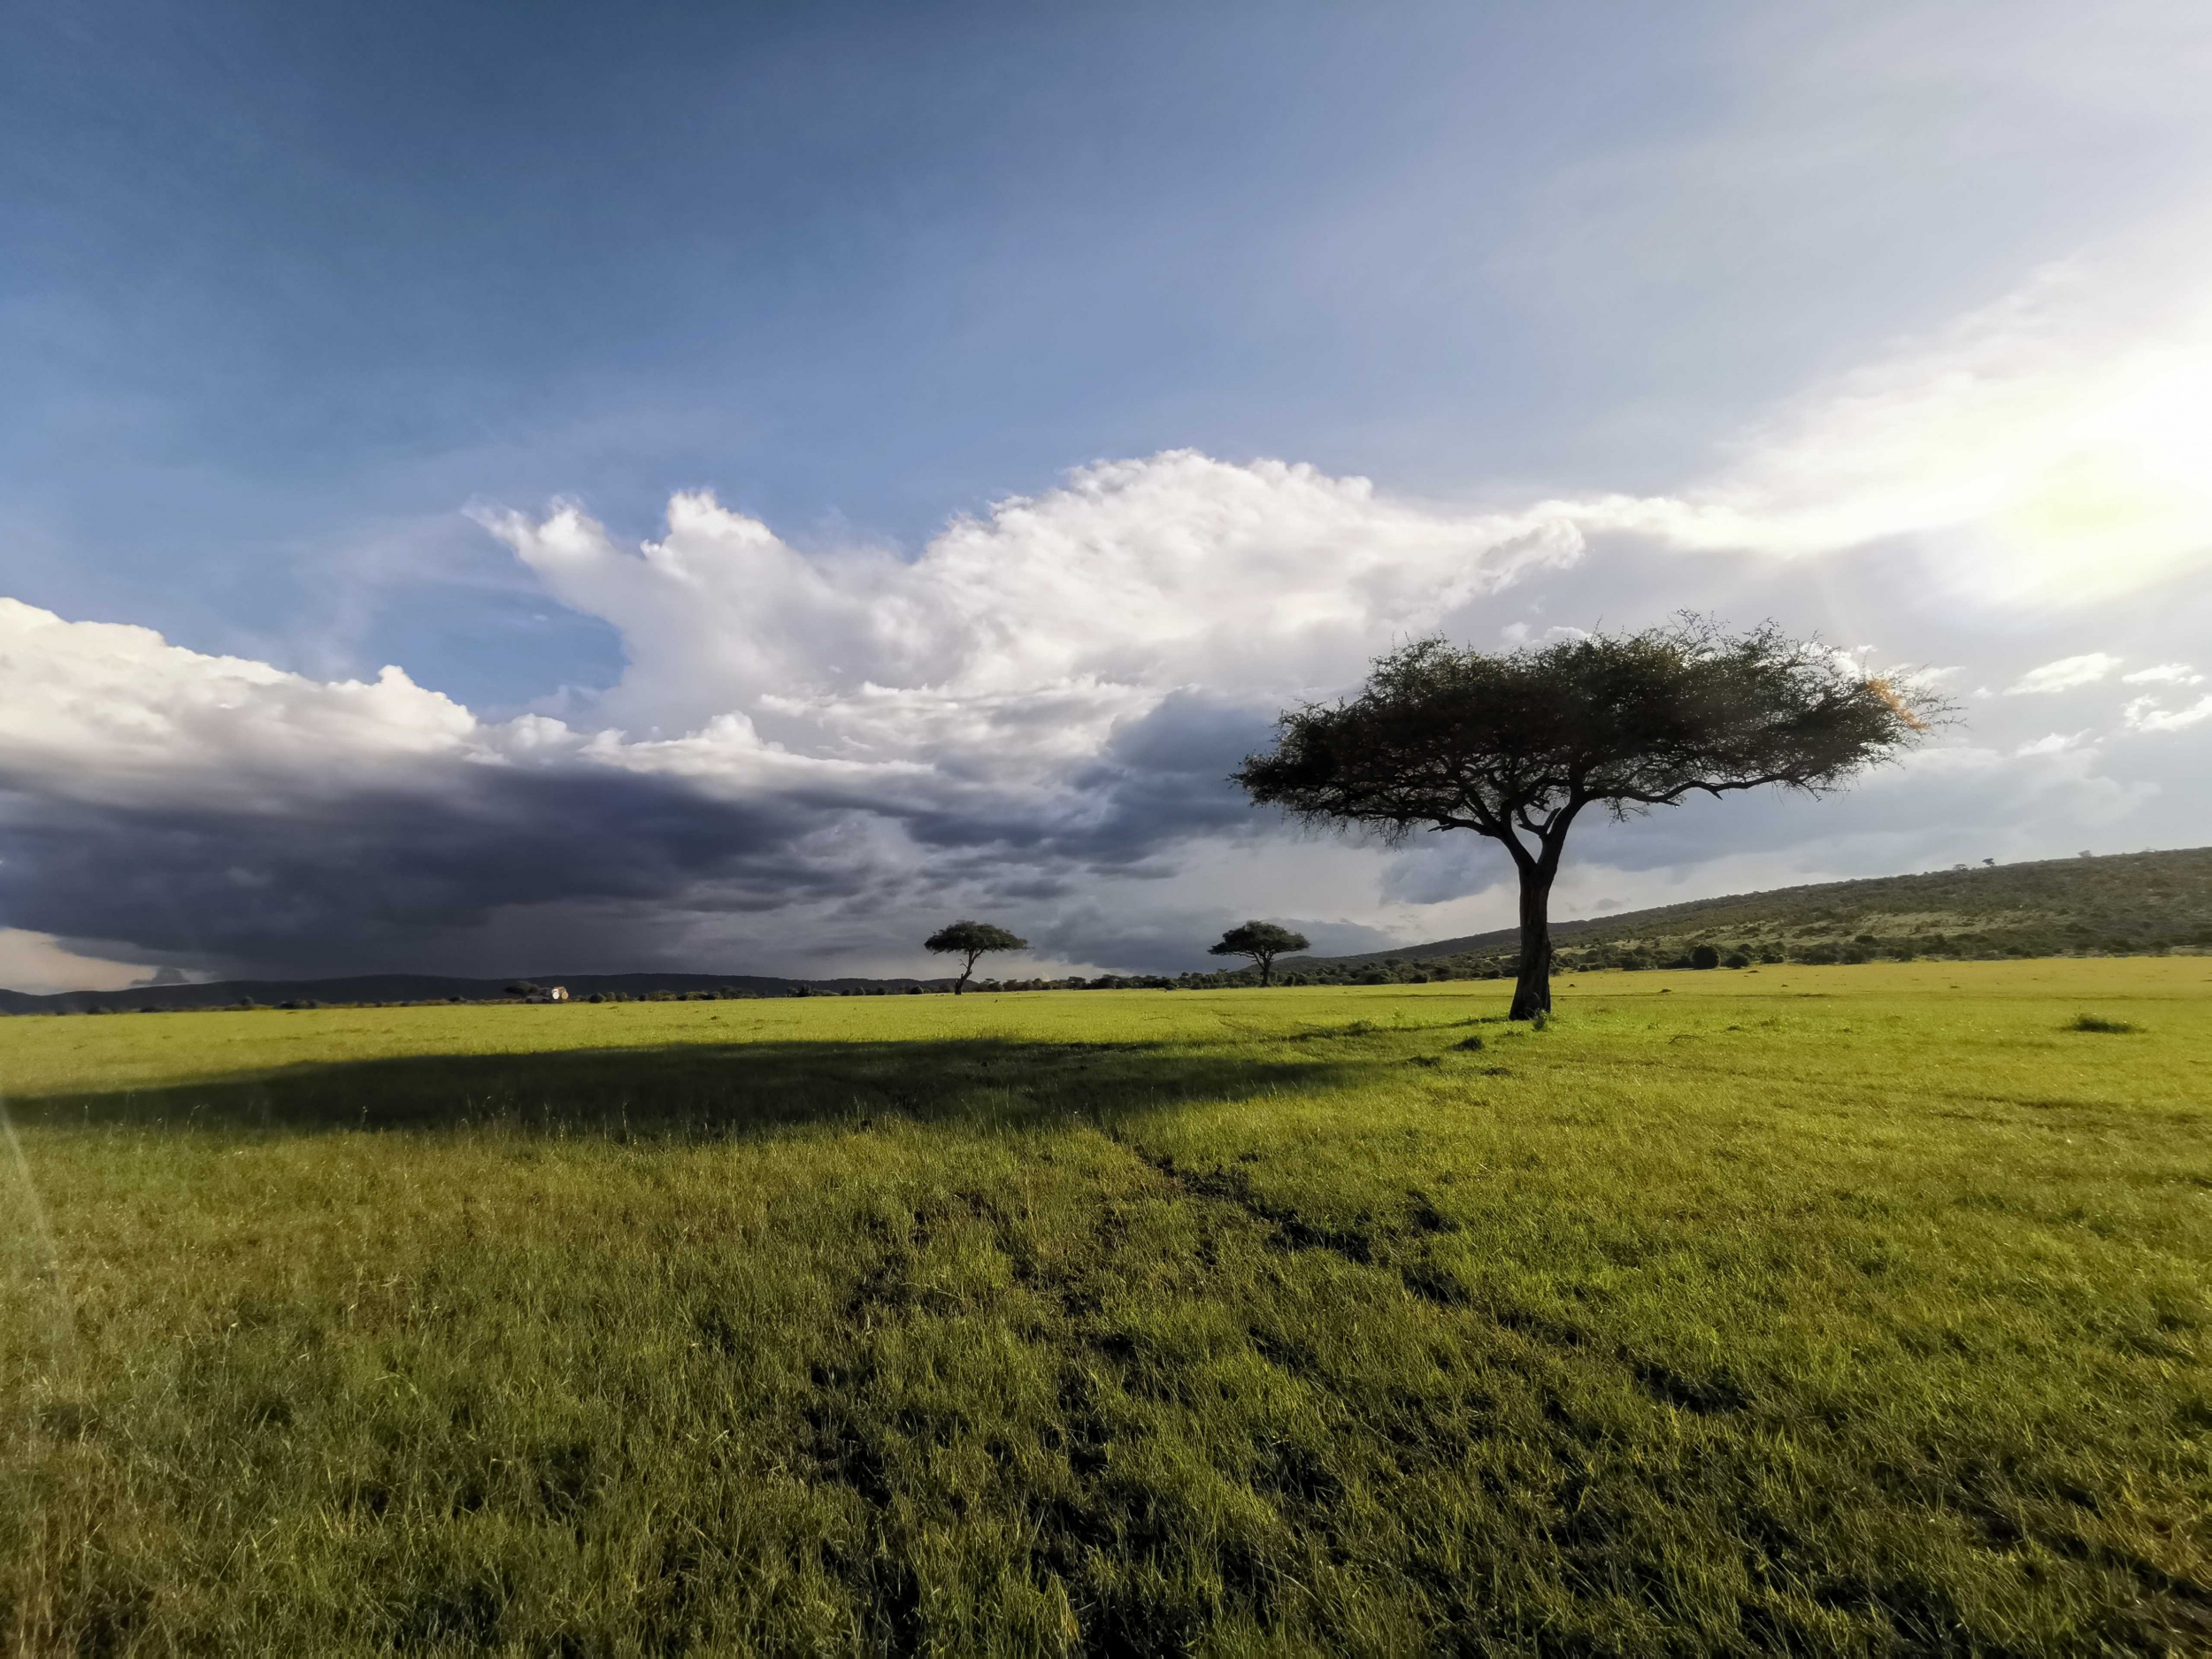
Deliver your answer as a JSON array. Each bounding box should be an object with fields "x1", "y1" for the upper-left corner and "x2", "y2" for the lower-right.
[{"x1": 4, "y1": 961, "x2": 2208, "y2": 1654}]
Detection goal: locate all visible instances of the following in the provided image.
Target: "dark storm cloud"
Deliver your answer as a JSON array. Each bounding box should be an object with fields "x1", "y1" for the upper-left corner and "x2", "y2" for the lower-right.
[
  {"x1": 841, "y1": 693, "x2": 1278, "y2": 899},
  {"x1": 0, "y1": 764, "x2": 827, "y2": 977},
  {"x1": 912, "y1": 691, "x2": 1274, "y2": 861},
  {"x1": 0, "y1": 691, "x2": 1294, "y2": 979}
]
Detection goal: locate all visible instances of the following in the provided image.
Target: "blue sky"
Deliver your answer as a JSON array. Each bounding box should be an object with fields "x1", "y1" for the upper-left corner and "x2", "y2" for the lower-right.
[{"x1": 3, "y1": 1, "x2": 2210, "y2": 988}]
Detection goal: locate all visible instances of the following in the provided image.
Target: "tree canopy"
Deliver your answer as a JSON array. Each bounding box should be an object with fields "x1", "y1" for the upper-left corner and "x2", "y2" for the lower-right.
[
  {"x1": 1233, "y1": 617, "x2": 1943, "y2": 1018},
  {"x1": 924, "y1": 920, "x2": 1029, "y2": 995},
  {"x1": 1207, "y1": 921, "x2": 1310, "y2": 986}
]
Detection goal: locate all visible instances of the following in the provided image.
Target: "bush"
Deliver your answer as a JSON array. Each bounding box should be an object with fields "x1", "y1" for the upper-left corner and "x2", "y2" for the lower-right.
[
  {"x1": 2069, "y1": 1014, "x2": 2139, "y2": 1033},
  {"x1": 1689, "y1": 944, "x2": 1721, "y2": 970}
]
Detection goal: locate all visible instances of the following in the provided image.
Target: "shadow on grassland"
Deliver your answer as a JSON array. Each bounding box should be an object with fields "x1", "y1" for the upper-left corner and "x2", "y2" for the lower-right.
[{"x1": 4, "y1": 1037, "x2": 1383, "y2": 1141}]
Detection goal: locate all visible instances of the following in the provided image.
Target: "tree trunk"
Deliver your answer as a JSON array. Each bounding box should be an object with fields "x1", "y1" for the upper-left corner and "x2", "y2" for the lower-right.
[
  {"x1": 1508, "y1": 861, "x2": 1555, "y2": 1020},
  {"x1": 1258, "y1": 956, "x2": 1272, "y2": 987}
]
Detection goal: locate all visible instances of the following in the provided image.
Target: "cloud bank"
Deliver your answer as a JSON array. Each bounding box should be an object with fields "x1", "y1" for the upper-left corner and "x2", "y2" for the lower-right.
[
  {"x1": 0, "y1": 457, "x2": 1588, "y2": 979},
  {"x1": 7, "y1": 234, "x2": 2212, "y2": 987}
]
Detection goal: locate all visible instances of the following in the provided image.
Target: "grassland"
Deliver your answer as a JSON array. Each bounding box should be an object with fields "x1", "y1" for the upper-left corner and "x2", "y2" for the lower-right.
[{"x1": 3, "y1": 962, "x2": 2208, "y2": 1655}]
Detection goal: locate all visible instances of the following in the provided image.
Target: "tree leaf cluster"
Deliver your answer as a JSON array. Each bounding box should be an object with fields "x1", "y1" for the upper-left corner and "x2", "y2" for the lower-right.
[{"x1": 1235, "y1": 617, "x2": 1945, "y2": 858}]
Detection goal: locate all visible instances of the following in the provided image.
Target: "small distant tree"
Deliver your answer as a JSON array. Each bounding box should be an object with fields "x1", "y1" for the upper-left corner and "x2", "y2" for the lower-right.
[
  {"x1": 1234, "y1": 618, "x2": 1943, "y2": 1021},
  {"x1": 1207, "y1": 921, "x2": 1310, "y2": 986},
  {"x1": 925, "y1": 920, "x2": 1029, "y2": 995}
]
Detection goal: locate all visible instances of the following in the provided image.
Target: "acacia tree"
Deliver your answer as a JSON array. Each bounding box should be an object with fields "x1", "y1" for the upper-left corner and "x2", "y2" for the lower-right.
[
  {"x1": 1208, "y1": 921, "x2": 1310, "y2": 986},
  {"x1": 1233, "y1": 618, "x2": 1941, "y2": 1021},
  {"x1": 924, "y1": 920, "x2": 1029, "y2": 995}
]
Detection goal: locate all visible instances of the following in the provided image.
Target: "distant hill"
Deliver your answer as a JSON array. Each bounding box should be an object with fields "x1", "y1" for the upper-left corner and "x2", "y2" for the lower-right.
[
  {"x1": 0, "y1": 970, "x2": 956, "y2": 1017},
  {"x1": 1278, "y1": 847, "x2": 2212, "y2": 980},
  {"x1": 8, "y1": 848, "x2": 2205, "y2": 1011}
]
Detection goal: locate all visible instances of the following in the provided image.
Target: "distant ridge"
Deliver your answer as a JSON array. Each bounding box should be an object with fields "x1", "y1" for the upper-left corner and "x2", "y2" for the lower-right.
[
  {"x1": 0, "y1": 971, "x2": 955, "y2": 1016},
  {"x1": 1281, "y1": 846, "x2": 2212, "y2": 975},
  {"x1": 7, "y1": 847, "x2": 2206, "y2": 1010}
]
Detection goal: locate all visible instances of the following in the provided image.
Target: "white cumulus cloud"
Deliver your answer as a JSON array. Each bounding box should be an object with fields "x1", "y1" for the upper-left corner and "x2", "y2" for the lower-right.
[
  {"x1": 0, "y1": 595, "x2": 518, "y2": 814},
  {"x1": 482, "y1": 451, "x2": 1586, "y2": 753},
  {"x1": 2122, "y1": 662, "x2": 2202, "y2": 685},
  {"x1": 2124, "y1": 693, "x2": 2212, "y2": 733},
  {"x1": 2005, "y1": 653, "x2": 2122, "y2": 695}
]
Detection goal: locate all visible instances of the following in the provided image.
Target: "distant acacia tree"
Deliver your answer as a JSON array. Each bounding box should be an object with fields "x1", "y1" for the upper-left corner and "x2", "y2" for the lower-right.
[
  {"x1": 1207, "y1": 921, "x2": 1310, "y2": 986},
  {"x1": 1234, "y1": 618, "x2": 1942, "y2": 1021},
  {"x1": 925, "y1": 920, "x2": 1029, "y2": 995}
]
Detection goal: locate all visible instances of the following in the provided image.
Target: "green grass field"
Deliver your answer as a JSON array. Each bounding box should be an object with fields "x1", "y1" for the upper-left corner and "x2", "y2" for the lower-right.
[{"x1": 4, "y1": 962, "x2": 2208, "y2": 1655}]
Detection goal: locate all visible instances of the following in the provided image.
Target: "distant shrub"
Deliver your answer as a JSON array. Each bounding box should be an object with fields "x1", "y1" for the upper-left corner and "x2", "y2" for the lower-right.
[
  {"x1": 1689, "y1": 944, "x2": 1721, "y2": 970},
  {"x1": 2069, "y1": 1014, "x2": 2139, "y2": 1033},
  {"x1": 1723, "y1": 952, "x2": 1751, "y2": 970}
]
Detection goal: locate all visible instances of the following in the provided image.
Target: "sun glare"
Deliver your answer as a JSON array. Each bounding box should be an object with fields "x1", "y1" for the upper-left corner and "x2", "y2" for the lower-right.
[{"x1": 1985, "y1": 334, "x2": 2212, "y2": 596}]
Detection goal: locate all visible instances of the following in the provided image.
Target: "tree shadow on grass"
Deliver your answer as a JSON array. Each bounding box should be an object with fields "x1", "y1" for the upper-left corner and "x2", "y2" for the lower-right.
[{"x1": 4, "y1": 1037, "x2": 1386, "y2": 1141}]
